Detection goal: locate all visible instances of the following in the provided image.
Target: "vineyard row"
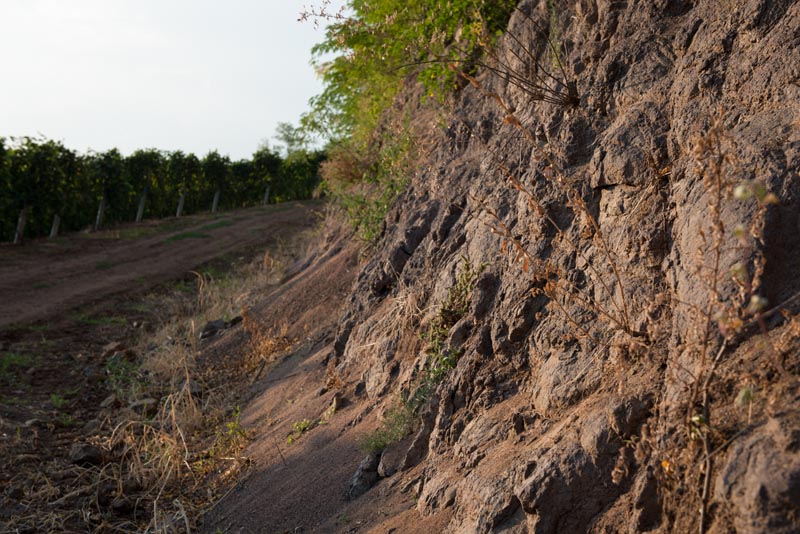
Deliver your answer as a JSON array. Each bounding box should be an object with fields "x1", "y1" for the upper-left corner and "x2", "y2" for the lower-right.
[{"x1": 0, "y1": 136, "x2": 324, "y2": 243}]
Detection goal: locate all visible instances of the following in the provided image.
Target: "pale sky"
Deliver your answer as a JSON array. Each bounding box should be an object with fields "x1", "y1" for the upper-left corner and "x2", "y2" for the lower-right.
[{"x1": 0, "y1": 1, "x2": 342, "y2": 159}]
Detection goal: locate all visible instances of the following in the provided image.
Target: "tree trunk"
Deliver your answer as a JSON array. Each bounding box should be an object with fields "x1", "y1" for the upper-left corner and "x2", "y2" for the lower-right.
[{"x1": 262, "y1": 186, "x2": 271, "y2": 206}]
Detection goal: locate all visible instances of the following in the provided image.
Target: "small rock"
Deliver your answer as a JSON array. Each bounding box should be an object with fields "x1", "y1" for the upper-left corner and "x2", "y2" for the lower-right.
[
  {"x1": 97, "y1": 480, "x2": 117, "y2": 507},
  {"x1": 377, "y1": 437, "x2": 412, "y2": 478},
  {"x1": 348, "y1": 453, "x2": 380, "y2": 499},
  {"x1": 122, "y1": 478, "x2": 142, "y2": 494},
  {"x1": 24, "y1": 418, "x2": 43, "y2": 428},
  {"x1": 330, "y1": 392, "x2": 343, "y2": 412},
  {"x1": 69, "y1": 442, "x2": 104, "y2": 466},
  {"x1": 100, "y1": 394, "x2": 119, "y2": 409},
  {"x1": 317, "y1": 387, "x2": 328, "y2": 397},
  {"x1": 200, "y1": 319, "x2": 226, "y2": 339},
  {"x1": 111, "y1": 496, "x2": 134, "y2": 515},
  {"x1": 5, "y1": 484, "x2": 24, "y2": 500},
  {"x1": 102, "y1": 341, "x2": 124, "y2": 358},
  {"x1": 129, "y1": 398, "x2": 158, "y2": 417},
  {"x1": 82, "y1": 419, "x2": 103, "y2": 435}
]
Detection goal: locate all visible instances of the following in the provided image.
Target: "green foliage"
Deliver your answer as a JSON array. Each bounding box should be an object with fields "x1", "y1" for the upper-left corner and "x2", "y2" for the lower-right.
[
  {"x1": 303, "y1": 0, "x2": 514, "y2": 245},
  {"x1": 287, "y1": 418, "x2": 315, "y2": 444},
  {"x1": 323, "y1": 117, "x2": 415, "y2": 244},
  {"x1": 303, "y1": 0, "x2": 516, "y2": 143},
  {"x1": 1, "y1": 124, "x2": 324, "y2": 242},
  {"x1": 359, "y1": 402, "x2": 415, "y2": 454},
  {"x1": 413, "y1": 256, "x2": 483, "y2": 404}
]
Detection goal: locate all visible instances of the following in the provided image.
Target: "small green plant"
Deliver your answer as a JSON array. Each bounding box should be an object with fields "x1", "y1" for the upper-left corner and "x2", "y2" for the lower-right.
[
  {"x1": 70, "y1": 312, "x2": 126, "y2": 326},
  {"x1": 286, "y1": 418, "x2": 315, "y2": 444},
  {"x1": 360, "y1": 402, "x2": 415, "y2": 454},
  {"x1": 418, "y1": 256, "x2": 483, "y2": 389},
  {"x1": 95, "y1": 260, "x2": 115, "y2": 270},
  {"x1": 197, "y1": 219, "x2": 234, "y2": 231},
  {"x1": 50, "y1": 393, "x2": 68, "y2": 409},
  {"x1": 213, "y1": 406, "x2": 250, "y2": 456},
  {"x1": 361, "y1": 257, "x2": 483, "y2": 452},
  {"x1": 105, "y1": 354, "x2": 139, "y2": 398},
  {"x1": 164, "y1": 230, "x2": 212, "y2": 243},
  {"x1": 0, "y1": 352, "x2": 32, "y2": 380},
  {"x1": 57, "y1": 413, "x2": 77, "y2": 427}
]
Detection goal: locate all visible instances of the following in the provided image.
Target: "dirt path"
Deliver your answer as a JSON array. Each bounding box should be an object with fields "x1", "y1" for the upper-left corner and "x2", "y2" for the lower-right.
[{"x1": 0, "y1": 202, "x2": 321, "y2": 327}]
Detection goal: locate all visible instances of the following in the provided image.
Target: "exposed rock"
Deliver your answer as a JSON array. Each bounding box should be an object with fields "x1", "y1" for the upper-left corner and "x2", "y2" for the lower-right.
[
  {"x1": 377, "y1": 437, "x2": 412, "y2": 478},
  {"x1": 69, "y1": 442, "x2": 104, "y2": 466},
  {"x1": 714, "y1": 414, "x2": 800, "y2": 534},
  {"x1": 348, "y1": 453, "x2": 380, "y2": 499},
  {"x1": 325, "y1": 0, "x2": 800, "y2": 528}
]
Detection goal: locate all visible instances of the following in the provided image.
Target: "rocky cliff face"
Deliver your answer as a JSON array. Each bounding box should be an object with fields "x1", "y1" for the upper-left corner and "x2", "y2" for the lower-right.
[{"x1": 332, "y1": 1, "x2": 800, "y2": 532}]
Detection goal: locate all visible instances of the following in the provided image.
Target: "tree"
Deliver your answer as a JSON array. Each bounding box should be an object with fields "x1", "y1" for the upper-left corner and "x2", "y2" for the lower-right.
[{"x1": 274, "y1": 122, "x2": 309, "y2": 157}]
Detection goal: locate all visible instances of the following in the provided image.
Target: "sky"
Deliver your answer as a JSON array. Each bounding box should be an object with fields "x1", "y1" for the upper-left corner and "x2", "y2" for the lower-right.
[{"x1": 0, "y1": 0, "x2": 343, "y2": 160}]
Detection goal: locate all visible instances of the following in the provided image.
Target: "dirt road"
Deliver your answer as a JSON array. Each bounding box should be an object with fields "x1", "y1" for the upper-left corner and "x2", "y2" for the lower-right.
[{"x1": 0, "y1": 201, "x2": 321, "y2": 328}]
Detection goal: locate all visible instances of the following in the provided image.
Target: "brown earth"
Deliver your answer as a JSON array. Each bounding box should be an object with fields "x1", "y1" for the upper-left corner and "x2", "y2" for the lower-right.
[
  {"x1": 0, "y1": 201, "x2": 320, "y2": 328},
  {"x1": 0, "y1": 201, "x2": 327, "y2": 532}
]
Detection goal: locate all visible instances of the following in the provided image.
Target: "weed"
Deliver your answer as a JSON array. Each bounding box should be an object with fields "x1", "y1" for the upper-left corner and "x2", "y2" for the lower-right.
[
  {"x1": 57, "y1": 413, "x2": 77, "y2": 427},
  {"x1": 362, "y1": 257, "x2": 482, "y2": 452},
  {"x1": 213, "y1": 406, "x2": 250, "y2": 457},
  {"x1": 49, "y1": 393, "x2": 68, "y2": 409},
  {"x1": 31, "y1": 281, "x2": 52, "y2": 289},
  {"x1": 287, "y1": 418, "x2": 315, "y2": 445},
  {"x1": 164, "y1": 230, "x2": 212, "y2": 243},
  {"x1": 104, "y1": 355, "x2": 140, "y2": 399},
  {"x1": 197, "y1": 219, "x2": 234, "y2": 231},
  {"x1": 70, "y1": 312, "x2": 126, "y2": 326},
  {"x1": 0, "y1": 352, "x2": 32, "y2": 380},
  {"x1": 360, "y1": 402, "x2": 415, "y2": 454},
  {"x1": 95, "y1": 260, "x2": 115, "y2": 270}
]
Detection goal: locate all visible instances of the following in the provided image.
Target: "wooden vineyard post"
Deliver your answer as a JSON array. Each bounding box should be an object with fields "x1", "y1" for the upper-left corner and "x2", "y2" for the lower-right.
[
  {"x1": 13, "y1": 207, "x2": 27, "y2": 245},
  {"x1": 49, "y1": 214, "x2": 61, "y2": 238},
  {"x1": 211, "y1": 189, "x2": 221, "y2": 213},
  {"x1": 176, "y1": 192, "x2": 186, "y2": 218},
  {"x1": 135, "y1": 189, "x2": 147, "y2": 223},
  {"x1": 94, "y1": 195, "x2": 107, "y2": 231}
]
